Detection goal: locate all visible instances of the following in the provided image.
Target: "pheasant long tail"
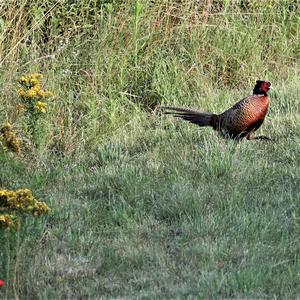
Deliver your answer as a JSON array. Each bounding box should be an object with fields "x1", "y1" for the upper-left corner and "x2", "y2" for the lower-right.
[{"x1": 160, "y1": 106, "x2": 217, "y2": 127}]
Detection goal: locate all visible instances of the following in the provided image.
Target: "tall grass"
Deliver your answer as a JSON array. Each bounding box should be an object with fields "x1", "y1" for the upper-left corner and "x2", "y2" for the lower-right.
[{"x1": 1, "y1": 0, "x2": 300, "y2": 298}]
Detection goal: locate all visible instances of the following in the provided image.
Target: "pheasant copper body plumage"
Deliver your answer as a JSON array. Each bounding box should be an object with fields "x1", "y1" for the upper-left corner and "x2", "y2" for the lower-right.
[{"x1": 161, "y1": 80, "x2": 272, "y2": 140}]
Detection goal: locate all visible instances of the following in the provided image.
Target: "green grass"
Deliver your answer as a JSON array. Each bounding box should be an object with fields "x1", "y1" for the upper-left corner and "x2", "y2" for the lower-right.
[{"x1": 1, "y1": 1, "x2": 300, "y2": 298}]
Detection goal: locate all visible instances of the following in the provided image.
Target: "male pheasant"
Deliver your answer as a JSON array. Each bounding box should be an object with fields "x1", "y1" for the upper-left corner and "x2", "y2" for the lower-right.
[{"x1": 161, "y1": 80, "x2": 272, "y2": 140}]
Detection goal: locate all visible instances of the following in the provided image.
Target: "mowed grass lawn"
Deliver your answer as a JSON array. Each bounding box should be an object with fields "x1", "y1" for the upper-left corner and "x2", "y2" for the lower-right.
[{"x1": 1, "y1": 80, "x2": 300, "y2": 299}]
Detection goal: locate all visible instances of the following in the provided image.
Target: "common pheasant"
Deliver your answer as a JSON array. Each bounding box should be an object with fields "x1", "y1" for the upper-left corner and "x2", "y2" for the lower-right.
[{"x1": 161, "y1": 80, "x2": 272, "y2": 140}]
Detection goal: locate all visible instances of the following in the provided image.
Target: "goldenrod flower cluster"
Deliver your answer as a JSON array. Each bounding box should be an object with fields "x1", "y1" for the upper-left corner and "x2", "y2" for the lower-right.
[
  {"x1": 35, "y1": 101, "x2": 47, "y2": 113},
  {"x1": 17, "y1": 73, "x2": 54, "y2": 114},
  {"x1": 0, "y1": 122, "x2": 21, "y2": 153},
  {"x1": 0, "y1": 188, "x2": 51, "y2": 217},
  {"x1": 0, "y1": 214, "x2": 19, "y2": 229}
]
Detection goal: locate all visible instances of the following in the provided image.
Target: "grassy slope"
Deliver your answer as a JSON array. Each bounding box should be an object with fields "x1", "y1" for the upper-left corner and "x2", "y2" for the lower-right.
[{"x1": 1, "y1": 1, "x2": 300, "y2": 298}]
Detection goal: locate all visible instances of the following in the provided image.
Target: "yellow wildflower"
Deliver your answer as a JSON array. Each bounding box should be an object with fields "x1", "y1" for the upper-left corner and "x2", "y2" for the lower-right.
[
  {"x1": 0, "y1": 214, "x2": 18, "y2": 229},
  {"x1": 35, "y1": 101, "x2": 47, "y2": 113},
  {"x1": 18, "y1": 75, "x2": 29, "y2": 85},
  {"x1": 18, "y1": 73, "x2": 43, "y2": 86},
  {"x1": 0, "y1": 188, "x2": 51, "y2": 215},
  {"x1": 29, "y1": 78, "x2": 40, "y2": 86},
  {"x1": 27, "y1": 89, "x2": 38, "y2": 99},
  {"x1": 17, "y1": 87, "x2": 38, "y2": 99},
  {"x1": 0, "y1": 123, "x2": 21, "y2": 153},
  {"x1": 18, "y1": 74, "x2": 53, "y2": 101},
  {"x1": 1, "y1": 122, "x2": 12, "y2": 132},
  {"x1": 31, "y1": 73, "x2": 43, "y2": 80}
]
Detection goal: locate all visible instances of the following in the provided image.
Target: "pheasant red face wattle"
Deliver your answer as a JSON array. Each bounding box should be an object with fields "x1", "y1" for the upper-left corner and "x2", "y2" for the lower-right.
[{"x1": 261, "y1": 81, "x2": 272, "y2": 93}]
